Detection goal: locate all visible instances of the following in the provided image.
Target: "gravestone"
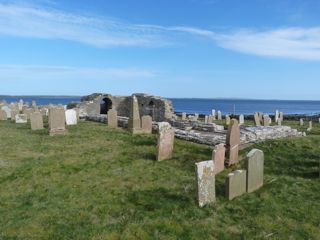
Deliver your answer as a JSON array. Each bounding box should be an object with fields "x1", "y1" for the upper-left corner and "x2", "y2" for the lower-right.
[
  {"x1": 156, "y1": 122, "x2": 175, "y2": 161},
  {"x1": 226, "y1": 119, "x2": 240, "y2": 166},
  {"x1": 32, "y1": 100, "x2": 37, "y2": 109},
  {"x1": 254, "y1": 112, "x2": 261, "y2": 126},
  {"x1": 263, "y1": 115, "x2": 270, "y2": 126},
  {"x1": 194, "y1": 113, "x2": 199, "y2": 121},
  {"x1": 128, "y1": 95, "x2": 142, "y2": 134},
  {"x1": 212, "y1": 143, "x2": 225, "y2": 174},
  {"x1": 181, "y1": 112, "x2": 187, "y2": 121},
  {"x1": 279, "y1": 112, "x2": 284, "y2": 122},
  {"x1": 0, "y1": 110, "x2": 7, "y2": 120},
  {"x1": 208, "y1": 115, "x2": 214, "y2": 124},
  {"x1": 23, "y1": 108, "x2": 34, "y2": 120},
  {"x1": 204, "y1": 115, "x2": 208, "y2": 124},
  {"x1": 239, "y1": 114, "x2": 244, "y2": 125},
  {"x1": 15, "y1": 114, "x2": 27, "y2": 123},
  {"x1": 30, "y1": 112, "x2": 44, "y2": 130},
  {"x1": 275, "y1": 110, "x2": 279, "y2": 123},
  {"x1": 300, "y1": 119, "x2": 304, "y2": 126},
  {"x1": 11, "y1": 110, "x2": 18, "y2": 121},
  {"x1": 141, "y1": 115, "x2": 152, "y2": 134},
  {"x1": 226, "y1": 169, "x2": 247, "y2": 200},
  {"x1": 65, "y1": 109, "x2": 78, "y2": 125},
  {"x1": 307, "y1": 121, "x2": 313, "y2": 131},
  {"x1": 217, "y1": 111, "x2": 222, "y2": 120},
  {"x1": 18, "y1": 99, "x2": 23, "y2": 111},
  {"x1": 211, "y1": 109, "x2": 216, "y2": 119},
  {"x1": 195, "y1": 160, "x2": 216, "y2": 207},
  {"x1": 225, "y1": 115, "x2": 231, "y2": 125},
  {"x1": 246, "y1": 149, "x2": 264, "y2": 193},
  {"x1": 1, "y1": 106, "x2": 12, "y2": 119},
  {"x1": 258, "y1": 112, "x2": 263, "y2": 122},
  {"x1": 49, "y1": 108, "x2": 67, "y2": 136},
  {"x1": 107, "y1": 109, "x2": 118, "y2": 128}
]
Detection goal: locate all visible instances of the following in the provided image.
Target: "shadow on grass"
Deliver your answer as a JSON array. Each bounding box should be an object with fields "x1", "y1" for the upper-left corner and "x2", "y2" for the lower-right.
[{"x1": 127, "y1": 187, "x2": 192, "y2": 213}]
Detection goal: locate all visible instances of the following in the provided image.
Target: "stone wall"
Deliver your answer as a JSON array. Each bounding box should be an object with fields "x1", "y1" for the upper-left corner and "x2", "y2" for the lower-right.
[{"x1": 78, "y1": 93, "x2": 175, "y2": 122}]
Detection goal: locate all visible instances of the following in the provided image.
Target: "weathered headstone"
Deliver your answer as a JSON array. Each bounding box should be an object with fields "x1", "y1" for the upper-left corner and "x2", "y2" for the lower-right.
[
  {"x1": 141, "y1": 115, "x2": 152, "y2": 134},
  {"x1": 211, "y1": 109, "x2": 216, "y2": 119},
  {"x1": 15, "y1": 114, "x2": 27, "y2": 123},
  {"x1": 181, "y1": 112, "x2": 187, "y2": 121},
  {"x1": 10, "y1": 110, "x2": 18, "y2": 121},
  {"x1": 18, "y1": 99, "x2": 23, "y2": 111},
  {"x1": 195, "y1": 160, "x2": 215, "y2": 207},
  {"x1": 279, "y1": 112, "x2": 284, "y2": 122},
  {"x1": 107, "y1": 108, "x2": 118, "y2": 128},
  {"x1": 156, "y1": 122, "x2": 175, "y2": 161},
  {"x1": 217, "y1": 111, "x2": 222, "y2": 120},
  {"x1": 226, "y1": 169, "x2": 247, "y2": 200},
  {"x1": 254, "y1": 112, "x2": 261, "y2": 126},
  {"x1": 263, "y1": 115, "x2": 270, "y2": 127},
  {"x1": 30, "y1": 112, "x2": 44, "y2": 130},
  {"x1": 300, "y1": 119, "x2": 304, "y2": 126},
  {"x1": 49, "y1": 108, "x2": 67, "y2": 136},
  {"x1": 208, "y1": 115, "x2": 214, "y2": 124},
  {"x1": 246, "y1": 149, "x2": 264, "y2": 193},
  {"x1": 239, "y1": 114, "x2": 244, "y2": 125},
  {"x1": 226, "y1": 119, "x2": 240, "y2": 166},
  {"x1": 225, "y1": 115, "x2": 231, "y2": 125},
  {"x1": 0, "y1": 110, "x2": 7, "y2": 120},
  {"x1": 204, "y1": 115, "x2": 208, "y2": 124},
  {"x1": 1, "y1": 106, "x2": 12, "y2": 119},
  {"x1": 275, "y1": 110, "x2": 279, "y2": 123},
  {"x1": 212, "y1": 143, "x2": 225, "y2": 174},
  {"x1": 307, "y1": 121, "x2": 313, "y2": 131},
  {"x1": 65, "y1": 109, "x2": 78, "y2": 125},
  {"x1": 194, "y1": 113, "x2": 199, "y2": 121},
  {"x1": 128, "y1": 95, "x2": 142, "y2": 134}
]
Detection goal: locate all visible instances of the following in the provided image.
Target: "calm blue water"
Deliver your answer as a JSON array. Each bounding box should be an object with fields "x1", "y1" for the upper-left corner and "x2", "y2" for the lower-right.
[
  {"x1": 1, "y1": 96, "x2": 319, "y2": 115},
  {"x1": 0, "y1": 96, "x2": 81, "y2": 106},
  {"x1": 169, "y1": 98, "x2": 320, "y2": 116}
]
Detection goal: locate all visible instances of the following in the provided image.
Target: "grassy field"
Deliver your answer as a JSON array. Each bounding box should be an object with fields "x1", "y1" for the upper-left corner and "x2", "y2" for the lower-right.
[{"x1": 0, "y1": 119, "x2": 319, "y2": 239}]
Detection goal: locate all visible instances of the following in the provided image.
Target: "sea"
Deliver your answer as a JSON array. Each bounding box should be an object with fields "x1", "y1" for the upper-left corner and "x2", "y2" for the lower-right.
[{"x1": 1, "y1": 96, "x2": 320, "y2": 116}]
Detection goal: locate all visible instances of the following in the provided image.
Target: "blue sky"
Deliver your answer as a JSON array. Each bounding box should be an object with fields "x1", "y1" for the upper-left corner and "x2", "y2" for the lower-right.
[{"x1": 0, "y1": 0, "x2": 320, "y2": 99}]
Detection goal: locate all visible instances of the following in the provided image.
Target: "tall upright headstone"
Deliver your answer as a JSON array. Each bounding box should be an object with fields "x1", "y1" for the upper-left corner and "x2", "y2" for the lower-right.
[
  {"x1": 107, "y1": 109, "x2": 118, "y2": 128},
  {"x1": 239, "y1": 114, "x2": 244, "y2": 125},
  {"x1": 65, "y1": 109, "x2": 78, "y2": 125},
  {"x1": 204, "y1": 115, "x2": 208, "y2": 124},
  {"x1": 195, "y1": 160, "x2": 216, "y2": 207},
  {"x1": 128, "y1": 95, "x2": 142, "y2": 134},
  {"x1": 254, "y1": 113, "x2": 261, "y2": 126},
  {"x1": 279, "y1": 112, "x2": 284, "y2": 122},
  {"x1": 208, "y1": 115, "x2": 214, "y2": 124},
  {"x1": 217, "y1": 111, "x2": 222, "y2": 120},
  {"x1": 225, "y1": 115, "x2": 231, "y2": 125},
  {"x1": 212, "y1": 143, "x2": 226, "y2": 174},
  {"x1": 141, "y1": 115, "x2": 152, "y2": 134},
  {"x1": 181, "y1": 112, "x2": 187, "y2": 121},
  {"x1": 300, "y1": 118, "x2": 304, "y2": 126},
  {"x1": 246, "y1": 149, "x2": 264, "y2": 193},
  {"x1": 211, "y1": 109, "x2": 216, "y2": 119},
  {"x1": 156, "y1": 122, "x2": 175, "y2": 161},
  {"x1": 226, "y1": 119, "x2": 240, "y2": 166},
  {"x1": 308, "y1": 121, "x2": 313, "y2": 131},
  {"x1": 18, "y1": 99, "x2": 23, "y2": 111},
  {"x1": 275, "y1": 110, "x2": 279, "y2": 123},
  {"x1": 49, "y1": 108, "x2": 67, "y2": 136},
  {"x1": 30, "y1": 112, "x2": 44, "y2": 130}
]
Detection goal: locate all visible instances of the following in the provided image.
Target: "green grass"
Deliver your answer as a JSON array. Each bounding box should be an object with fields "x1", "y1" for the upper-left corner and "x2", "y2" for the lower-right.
[{"x1": 0, "y1": 119, "x2": 319, "y2": 239}]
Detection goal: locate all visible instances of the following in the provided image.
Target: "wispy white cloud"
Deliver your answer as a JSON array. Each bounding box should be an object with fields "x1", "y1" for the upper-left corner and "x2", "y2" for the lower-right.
[
  {"x1": 1, "y1": 2, "x2": 320, "y2": 60},
  {"x1": 0, "y1": 65, "x2": 155, "y2": 80}
]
